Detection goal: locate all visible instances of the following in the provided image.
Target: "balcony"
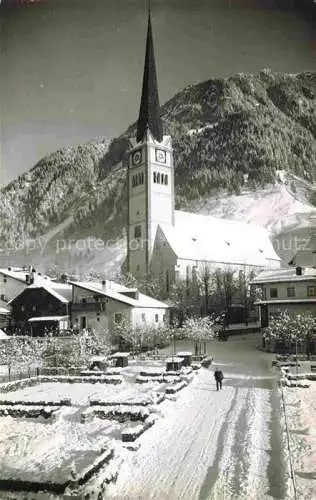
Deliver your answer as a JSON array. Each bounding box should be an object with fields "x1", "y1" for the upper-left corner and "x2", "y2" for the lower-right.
[{"x1": 71, "y1": 302, "x2": 106, "y2": 313}]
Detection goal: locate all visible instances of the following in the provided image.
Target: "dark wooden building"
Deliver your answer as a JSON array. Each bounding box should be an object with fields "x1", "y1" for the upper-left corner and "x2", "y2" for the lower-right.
[{"x1": 8, "y1": 284, "x2": 71, "y2": 336}]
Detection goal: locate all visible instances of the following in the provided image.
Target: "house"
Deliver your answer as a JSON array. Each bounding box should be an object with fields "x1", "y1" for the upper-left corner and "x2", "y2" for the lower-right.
[
  {"x1": 250, "y1": 266, "x2": 316, "y2": 327},
  {"x1": 7, "y1": 283, "x2": 72, "y2": 336},
  {"x1": 124, "y1": 10, "x2": 281, "y2": 289},
  {"x1": 0, "y1": 266, "x2": 55, "y2": 308},
  {"x1": 70, "y1": 280, "x2": 169, "y2": 337}
]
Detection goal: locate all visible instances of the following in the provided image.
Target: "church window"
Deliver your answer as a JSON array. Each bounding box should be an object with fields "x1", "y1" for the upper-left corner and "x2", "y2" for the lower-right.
[
  {"x1": 156, "y1": 172, "x2": 161, "y2": 183},
  {"x1": 166, "y1": 270, "x2": 170, "y2": 292},
  {"x1": 153, "y1": 172, "x2": 157, "y2": 183},
  {"x1": 161, "y1": 173, "x2": 164, "y2": 184},
  {"x1": 132, "y1": 175, "x2": 137, "y2": 187},
  {"x1": 134, "y1": 225, "x2": 142, "y2": 239},
  {"x1": 164, "y1": 174, "x2": 168, "y2": 185},
  {"x1": 141, "y1": 172, "x2": 144, "y2": 184}
]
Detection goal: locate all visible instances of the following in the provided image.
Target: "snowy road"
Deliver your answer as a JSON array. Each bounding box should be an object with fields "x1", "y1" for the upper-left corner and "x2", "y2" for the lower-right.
[{"x1": 106, "y1": 336, "x2": 292, "y2": 500}]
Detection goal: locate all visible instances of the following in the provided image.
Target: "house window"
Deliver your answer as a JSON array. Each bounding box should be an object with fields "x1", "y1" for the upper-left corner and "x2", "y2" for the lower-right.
[
  {"x1": 287, "y1": 287, "x2": 295, "y2": 298},
  {"x1": 136, "y1": 265, "x2": 140, "y2": 271},
  {"x1": 141, "y1": 313, "x2": 146, "y2": 322},
  {"x1": 114, "y1": 312, "x2": 122, "y2": 324},
  {"x1": 155, "y1": 314, "x2": 159, "y2": 323},
  {"x1": 163, "y1": 314, "x2": 166, "y2": 322},
  {"x1": 81, "y1": 298, "x2": 87, "y2": 303},
  {"x1": 0, "y1": 294, "x2": 5, "y2": 301},
  {"x1": 262, "y1": 287, "x2": 267, "y2": 300},
  {"x1": 32, "y1": 305, "x2": 36, "y2": 312},
  {"x1": 80, "y1": 316, "x2": 87, "y2": 329},
  {"x1": 270, "y1": 288, "x2": 278, "y2": 298},
  {"x1": 307, "y1": 286, "x2": 316, "y2": 297},
  {"x1": 3, "y1": 278, "x2": 6, "y2": 283},
  {"x1": 21, "y1": 305, "x2": 25, "y2": 312},
  {"x1": 134, "y1": 225, "x2": 142, "y2": 239}
]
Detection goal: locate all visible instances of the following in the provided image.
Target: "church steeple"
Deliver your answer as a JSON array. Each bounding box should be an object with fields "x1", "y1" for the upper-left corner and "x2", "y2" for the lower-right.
[{"x1": 136, "y1": 6, "x2": 163, "y2": 143}]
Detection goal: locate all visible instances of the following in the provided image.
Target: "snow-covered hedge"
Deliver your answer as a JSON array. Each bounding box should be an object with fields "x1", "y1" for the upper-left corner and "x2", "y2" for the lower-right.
[
  {"x1": 191, "y1": 363, "x2": 202, "y2": 370},
  {"x1": 0, "y1": 399, "x2": 71, "y2": 406},
  {"x1": 81, "y1": 405, "x2": 150, "y2": 423},
  {"x1": 0, "y1": 374, "x2": 123, "y2": 393},
  {"x1": 0, "y1": 377, "x2": 41, "y2": 393},
  {"x1": 121, "y1": 415, "x2": 156, "y2": 442},
  {"x1": 64, "y1": 455, "x2": 123, "y2": 499},
  {"x1": 166, "y1": 381, "x2": 187, "y2": 394},
  {"x1": 140, "y1": 369, "x2": 164, "y2": 377},
  {"x1": 89, "y1": 392, "x2": 164, "y2": 407},
  {"x1": 0, "y1": 404, "x2": 60, "y2": 419}
]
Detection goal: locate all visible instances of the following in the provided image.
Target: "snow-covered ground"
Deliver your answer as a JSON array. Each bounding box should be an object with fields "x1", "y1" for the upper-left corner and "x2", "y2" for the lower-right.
[
  {"x1": 0, "y1": 409, "x2": 115, "y2": 484},
  {"x1": 283, "y1": 382, "x2": 316, "y2": 500},
  {"x1": 106, "y1": 367, "x2": 290, "y2": 500}
]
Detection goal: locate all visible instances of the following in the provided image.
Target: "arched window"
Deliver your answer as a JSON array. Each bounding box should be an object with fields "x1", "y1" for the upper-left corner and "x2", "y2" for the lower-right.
[
  {"x1": 132, "y1": 176, "x2": 136, "y2": 188},
  {"x1": 141, "y1": 172, "x2": 144, "y2": 184},
  {"x1": 161, "y1": 174, "x2": 164, "y2": 184},
  {"x1": 153, "y1": 172, "x2": 157, "y2": 183},
  {"x1": 157, "y1": 172, "x2": 161, "y2": 184},
  {"x1": 164, "y1": 174, "x2": 168, "y2": 185}
]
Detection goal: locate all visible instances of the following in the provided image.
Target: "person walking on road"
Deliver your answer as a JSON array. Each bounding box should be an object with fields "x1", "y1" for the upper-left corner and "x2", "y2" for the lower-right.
[{"x1": 214, "y1": 368, "x2": 224, "y2": 391}]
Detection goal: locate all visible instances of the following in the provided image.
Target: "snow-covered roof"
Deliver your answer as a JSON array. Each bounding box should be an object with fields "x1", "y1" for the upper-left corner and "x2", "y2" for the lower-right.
[
  {"x1": 158, "y1": 211, "x2": 280, "y2": 266},
  {"x1": 0, "y1": 268, "x2": 55, "y2": 285},
  {"x1": 71, "y1": 281, "x2": 169, "y2": 309},
  {"x1": 251, "y1": 267, "x2": 316, "y2": 284},
  {"x1": 8, "y1": 283, "x2": 72, "y2": 305},
  {"x1": 255, "y1": 299, "x2": 316, "y2": 305},
  {"x1": 0, "y1": 329, "x2": 9, "y2": 339},
  {"x1": 28, "y1": 316, "x2": 69, "y2": 323},
  {"x1": 0, "y1": 306, "x2": 10, "y2": 315}
]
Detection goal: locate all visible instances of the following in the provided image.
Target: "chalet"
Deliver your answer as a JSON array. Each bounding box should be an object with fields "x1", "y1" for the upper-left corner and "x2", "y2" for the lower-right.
[
  {"x1": 8, "y1": 283, "x2": 72, "y2": 336},
  {"x1": 251, "y1": 266, "x2": 316, "y2": 327},
  {"x1": 71, "y1": 280, "x2": 169, "y2": 337}
]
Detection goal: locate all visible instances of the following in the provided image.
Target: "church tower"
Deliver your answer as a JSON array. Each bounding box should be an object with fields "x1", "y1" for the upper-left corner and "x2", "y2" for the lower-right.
[{"x1": 127, "y1": 7, "x2": 175, "y2": 278}]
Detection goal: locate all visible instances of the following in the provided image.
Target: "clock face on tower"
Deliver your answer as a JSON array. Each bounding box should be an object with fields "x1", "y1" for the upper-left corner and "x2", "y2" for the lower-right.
[
  {"x1": 132, "y1": 149, "x2": 142, "y2": 166},
  {"x1": 155, "y1": 148, "x2": 166, "y2": 164}
]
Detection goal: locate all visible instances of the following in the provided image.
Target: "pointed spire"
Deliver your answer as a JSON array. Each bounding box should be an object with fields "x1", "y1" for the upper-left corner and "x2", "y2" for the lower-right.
[{"x1": 136, "y1": 5, "x2": 163, "y2": 143}]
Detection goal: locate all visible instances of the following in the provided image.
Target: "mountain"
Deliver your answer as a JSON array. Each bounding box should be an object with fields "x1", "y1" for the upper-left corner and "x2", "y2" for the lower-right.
[{"x1": 0, "y1": 70, "x2": 315, "y2": 276}]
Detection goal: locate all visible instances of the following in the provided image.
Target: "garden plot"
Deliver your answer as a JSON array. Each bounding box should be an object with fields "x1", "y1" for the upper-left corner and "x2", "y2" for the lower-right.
[
  {"x1": 0, "y1": 380, "x2": 163, "y2": 406},
  {"x1": 0, "y1": 360, "x2": 196, "y2": 497},
  {"x1": 0, "y1": 410, "x2": 118, "y2": 491}
]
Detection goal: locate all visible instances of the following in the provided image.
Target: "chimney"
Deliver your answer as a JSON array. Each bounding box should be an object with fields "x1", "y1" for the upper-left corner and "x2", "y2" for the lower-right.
[{"x1": 296, "y1": 266, "x2": 302, "y2": 276}]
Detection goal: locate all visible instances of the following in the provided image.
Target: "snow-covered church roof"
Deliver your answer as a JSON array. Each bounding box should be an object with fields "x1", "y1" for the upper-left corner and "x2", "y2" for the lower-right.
[{"x1": 158, "y1": 211, "x2": 280, "y2": 267}]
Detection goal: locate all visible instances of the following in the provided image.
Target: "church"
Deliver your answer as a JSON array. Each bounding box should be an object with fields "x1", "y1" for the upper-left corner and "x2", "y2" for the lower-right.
[{"x1": 124, "y1": 9, "x2": 281, "y2": 289}]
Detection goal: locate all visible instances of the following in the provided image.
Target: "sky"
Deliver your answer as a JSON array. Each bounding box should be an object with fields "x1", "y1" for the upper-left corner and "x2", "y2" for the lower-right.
[{"x1": 0, "y1": 0, "x2": 315, "y2": 185}]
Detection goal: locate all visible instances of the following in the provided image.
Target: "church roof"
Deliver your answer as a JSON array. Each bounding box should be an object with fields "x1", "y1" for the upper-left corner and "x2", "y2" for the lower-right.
[
  {"x1": 158, "y1": 211, "x2": 280, "y2": 267},
  {"x1": 136, "y1": 9, "x2": 163, "y2": 143}
]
